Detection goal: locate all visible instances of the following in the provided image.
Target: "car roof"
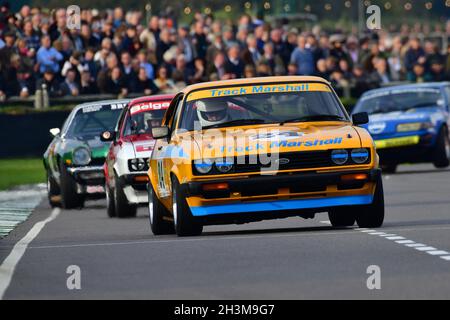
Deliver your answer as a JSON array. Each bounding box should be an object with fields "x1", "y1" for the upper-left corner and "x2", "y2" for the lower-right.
[
  {"x1": 181, "y1": 76, "x2": 330, "y2": 94},
  {"x1": 129, "y1": 94, "x2": 176, "y2": 106},
  {"x1": 72, "y1": 99, "x2": 131, "y2": 112},
  {"x1": 361, "y1": 82, "x2": 450, "y2": 97}
]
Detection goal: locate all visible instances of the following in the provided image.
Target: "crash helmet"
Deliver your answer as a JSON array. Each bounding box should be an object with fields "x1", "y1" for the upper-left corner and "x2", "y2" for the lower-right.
[
  {"x1": 196, "y1": 99, "x2": 230, "y2": 127},
  {"x1": 144, "y1": 112, "x2": 162, "y2": 131}
]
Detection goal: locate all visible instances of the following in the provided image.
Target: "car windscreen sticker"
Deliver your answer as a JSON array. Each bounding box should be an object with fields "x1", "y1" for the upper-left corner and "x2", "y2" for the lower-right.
[
  {"x1": 186, "y1": 83, "x2": 331, "y2": 101},
  {"x1": 130, "y1": 101, "x2": 171, "y2": 115},
  {"x1": 361, "y1": 88, "x2": 441, "y2": 101},
  {"x1": 82, "y1": 103, "x2": 126, "y2": 113},
  {"x1": 135, "y1": 142, "x2": 156, "y2": 152}
]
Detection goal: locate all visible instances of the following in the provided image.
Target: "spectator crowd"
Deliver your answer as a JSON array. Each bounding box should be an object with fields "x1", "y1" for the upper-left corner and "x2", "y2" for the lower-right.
[{"x1": 1, "y1": 2, "x2": 450, "y2": 102}]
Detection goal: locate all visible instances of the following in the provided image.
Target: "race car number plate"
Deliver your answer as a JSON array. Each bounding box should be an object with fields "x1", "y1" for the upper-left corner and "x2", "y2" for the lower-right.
[
  {"x1": 86, "y1": 185, "x2": 105, "y2": 194},
  {"x1": 375, "y1": 136, "x2": 420, "y2": 150}
]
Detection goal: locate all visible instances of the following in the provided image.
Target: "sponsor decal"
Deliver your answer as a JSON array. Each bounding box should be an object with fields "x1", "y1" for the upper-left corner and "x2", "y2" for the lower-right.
[
  {"x1": 249, "y1": 131, "x2": 304, "y2": 141},
  {"x1": 368, "y1": 122, "x2": 386, "y2": 134},
  {"x1": 135, "y1": 143, "x2": 155, "y2": 152},
  {"x1": 130, "y1": 101, "x2": 171, "y2": 115},
  {"x1": 219, "y1": 137, "x2": 343, "y2": 152},
  {"x1": 187, "y1": 83, "x2": 331, "y2": 101}
]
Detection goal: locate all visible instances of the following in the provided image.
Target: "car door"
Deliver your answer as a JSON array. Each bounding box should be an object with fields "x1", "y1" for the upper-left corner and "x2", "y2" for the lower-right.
[{"x1": 151, "y1": 93, "x2": 184, "y2": 201}]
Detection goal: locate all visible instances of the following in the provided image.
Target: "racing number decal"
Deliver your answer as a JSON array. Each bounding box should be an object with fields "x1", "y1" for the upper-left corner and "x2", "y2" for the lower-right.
[{"x1": 157, "y1": 159, "x2": 169, "y2": 197}]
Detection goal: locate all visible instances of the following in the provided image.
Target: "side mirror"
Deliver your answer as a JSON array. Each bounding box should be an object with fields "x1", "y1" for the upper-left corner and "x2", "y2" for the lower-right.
[
  {"x1": 152, "y1": 126, "x2": 169, "y2": 139},
  {"x1": 100, "y1": 131, "x2": 116, "y2": 142},
  {"x1": 352, "y1": 112, "x2": 369, "y2": 126},
  {"x1": 49, "y1": 128, "x2": 60, "y2": 137}
]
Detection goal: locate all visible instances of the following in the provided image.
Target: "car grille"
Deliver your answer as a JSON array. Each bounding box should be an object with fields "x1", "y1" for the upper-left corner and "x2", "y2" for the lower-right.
[
  {"x1": 234, "y1": 150, "x2": 334, "y2": 173},
  {"x1": 90, "y1": 157, "x2": 106, "y2": 166}
]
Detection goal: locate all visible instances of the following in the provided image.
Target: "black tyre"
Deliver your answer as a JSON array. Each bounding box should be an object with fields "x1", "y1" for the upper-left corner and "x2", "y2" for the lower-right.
[
  {"x1": 113, "y1": 173, "x2": 137, "y2": 218},
  {"x1": 106, "y1": 181, "x2": 116, "y2": 218},
  {"x1": 328, "y1": 207, "x2": 356, "y2": 227},
  {"x1": 148, "y1": 183, "x2": 174, "y2": 235},
  {"x1": 47, "y1": 173, "x2": 61, "y2": 208},
  {"x1": 172, "y1": 177, "x2": 203, "y2": 237},
  {"x1": 60, "y1": 164, "x2": 84, "y2": 209},
  {"x1": 433, "y1": 126, "x2": 450, "y2": 168},
  {"x1": 381, "y1": 164, "x2": 397, "y2": 174},
  {"x1": 356, "y1": 175, "x2": 385, "y2": 228}
]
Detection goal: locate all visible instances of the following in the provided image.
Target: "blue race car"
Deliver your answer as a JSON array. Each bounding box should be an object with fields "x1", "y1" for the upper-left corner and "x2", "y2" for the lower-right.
[{"x1": 352, "y1": 82, "x2": 450, "y2": 173}]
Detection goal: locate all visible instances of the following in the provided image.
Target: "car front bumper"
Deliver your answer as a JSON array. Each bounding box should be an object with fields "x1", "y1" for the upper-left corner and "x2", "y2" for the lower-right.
[
  {"x1": 182, "y1": 169, "x2": 380, "y2": 217},
  {"x1": 68, "y1": 165, "x2": 105, "y2": 185},
  {"x1": 119, "y1": 173, "x2": 150, "y2": 205}
]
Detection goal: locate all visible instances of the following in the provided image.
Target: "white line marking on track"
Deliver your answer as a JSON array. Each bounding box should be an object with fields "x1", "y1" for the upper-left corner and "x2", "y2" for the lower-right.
[
  {"x1": 0, "y1": 207, "x2": 60, "y2": 299},
  {"x1": 318, "y1": 221, "x2": 450, "y2": 263}
]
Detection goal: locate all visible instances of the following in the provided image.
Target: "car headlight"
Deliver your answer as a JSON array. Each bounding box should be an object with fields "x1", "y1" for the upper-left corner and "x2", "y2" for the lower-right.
[
  {"x1": 351, "y1": 148, "x2": 370, "y2": 164},
  {"x1": 194, "y1": 159, "x2": 214, "y2": 174},
  {"x1": 129, "y1": 158, "x2": 148, "y2": 172},
  {"x1": 215, "y1": 158, "x2": 234, "y2": 173},
  {"x1": 331, "y1": 149, "x2": 348, "y2": 165},
  {"x1": 73, "y1": 147, "x2": 91, "y2": 165},
  {"x1": 397, "y1": 122, "x2": 432, "y2": 132}
]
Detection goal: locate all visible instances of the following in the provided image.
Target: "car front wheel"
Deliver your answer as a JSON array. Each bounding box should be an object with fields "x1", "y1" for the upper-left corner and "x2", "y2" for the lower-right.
[
  {"x1": 113, "y1": 172, "x2": 137, "y2": 218},
  {"x1": 355, "y1": 175, "x2": 385, "y2": 228},
  {"x1": 106, "y1": 181, "x2": 116, "y2": 218},
  {"x1": 60, "y1": 164, "x2": 84, "y2": 209},
  {"x1": 433, "y1": 126, "x2": 450, "y2": 168},
  {"x1": 172, "y1": 177, "x2": 203, "y2": 237},
  {"x1": 148, "y1": 183, "x2": 174, "y2": 235},
  {"x1": 47, "y1": 173, "x2": 61, "y2": 208}
]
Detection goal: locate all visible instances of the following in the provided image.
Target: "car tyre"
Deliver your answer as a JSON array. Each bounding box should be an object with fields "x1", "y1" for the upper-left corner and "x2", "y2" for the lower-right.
[
  {"x1": 47, "y1": 173, "x2": 61, "y2": 208},
  {"x1": 148, "y1": 183, "x2": 174, "y2": 235},
  {"x1": 106, "y1": 182, "x2": 116, "y2": 218},
  {"x1": 356, "y1": 175, "x2": 385, "y2": 228},
  {"x1": 433, "y1": 126, "x2": 450, "y2": 168},
  {"x1": 60, "y1": 164, "x2": 84, "y2": 209},
  {"x1": 172, "y1": 177, "x2": 203, "y2": 237},
  {"x1": 328, "y1": 208, "x2": 356, "y2": 227},
  {"x1": 114, "y1": 172, "x2": 137, "y2": 218}
]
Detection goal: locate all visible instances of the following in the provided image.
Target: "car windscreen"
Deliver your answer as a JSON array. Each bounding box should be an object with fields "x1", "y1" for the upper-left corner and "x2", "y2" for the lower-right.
[
  {"x1": 122, "y1": 101, "x2": 170, "y2": 136},
  {"x1": 179, "y1": 82, "x2": 347, "y2": 131},
  {"x1": 354, "y1": 88, "x2": 444, "y2": 115},
  {"x1": 65, "y1": 104, "x2": 125, "y2": 140}
]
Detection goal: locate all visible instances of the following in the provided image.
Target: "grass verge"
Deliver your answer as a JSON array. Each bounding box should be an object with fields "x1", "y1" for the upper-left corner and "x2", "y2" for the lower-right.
[{"x1": 0, "y1": 158, "x2": 46, "y2": 191}]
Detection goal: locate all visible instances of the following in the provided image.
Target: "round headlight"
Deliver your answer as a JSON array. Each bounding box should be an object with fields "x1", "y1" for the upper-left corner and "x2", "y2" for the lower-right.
[
  {"x1": 194, "y1": 159, "x2": 213, "y2": 174},
  {"x1": 331, "y1": 149, "x2": 349, "y2": 165},
  {"x1": 130, "y1": 158, "x2": 146, "y2": 171},
  {"x1": 351, "y1": 148, "x2": 369, "y2": 164},
  {"x1": 215, "y1": 158, "x2": 234, "y2": 173},
  {"x1": 73, "y1": 147, "x2": 91, "y2": 165}
]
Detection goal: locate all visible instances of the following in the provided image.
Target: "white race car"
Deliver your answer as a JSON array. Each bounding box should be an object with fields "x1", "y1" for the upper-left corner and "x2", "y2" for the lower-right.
[{"x1": 102, "y1": 94, "x2": 175, "y2": 218}]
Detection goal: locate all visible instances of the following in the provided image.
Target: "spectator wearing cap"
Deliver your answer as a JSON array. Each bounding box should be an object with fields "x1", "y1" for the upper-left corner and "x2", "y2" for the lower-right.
[
  {"x1": 290, "y1": 35, "x2": 314, "y2": 75},
  {"x1": 0, "y1": 31, "x2": 17, "y2": 71},
  {"x1": 329, "y1": 34, "x2": 352, "y2": 68},
  {"x1": 36, "y1": 34, "x2": 63, "y2": 75}
]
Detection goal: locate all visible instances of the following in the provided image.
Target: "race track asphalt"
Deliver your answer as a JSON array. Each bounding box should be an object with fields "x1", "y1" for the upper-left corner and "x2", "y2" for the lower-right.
[{"x1": 1, "y1": 164, "x2": 450, "y2": 299}]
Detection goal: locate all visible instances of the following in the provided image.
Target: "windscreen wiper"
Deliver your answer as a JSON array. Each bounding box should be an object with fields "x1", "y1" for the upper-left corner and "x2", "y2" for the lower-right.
[
  {"x1": 202, "y1": 119, "x2": 266, "y2": 130},
  {"x1": 280, "y1": 114, "x2": 346, "y2": 125}
]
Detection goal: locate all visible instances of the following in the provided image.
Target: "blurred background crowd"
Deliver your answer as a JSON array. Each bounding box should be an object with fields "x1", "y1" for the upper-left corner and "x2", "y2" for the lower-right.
[{"x1": 1, "y1": 0, "x2": 450, "y2": 102}]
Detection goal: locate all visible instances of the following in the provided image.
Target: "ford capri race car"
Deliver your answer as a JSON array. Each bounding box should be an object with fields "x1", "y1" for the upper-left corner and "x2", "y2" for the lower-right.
[
  {"x1": 101, "y1": 94, "x2": 175, "y2": 218},
  {"x1": 147, "y1": 76, "x2": 384, "y2": 237},
  {"x1": 353, "y1": 83, "x2": 450, "y2": 173},
  {"x1": 43, "y1": 100, "x2": 129, "y2": 209}
]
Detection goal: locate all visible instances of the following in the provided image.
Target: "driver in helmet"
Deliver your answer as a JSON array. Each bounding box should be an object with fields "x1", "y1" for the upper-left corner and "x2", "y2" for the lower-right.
[{"x1": 196, "y1": 99, "x2": 230, "y2": 127}]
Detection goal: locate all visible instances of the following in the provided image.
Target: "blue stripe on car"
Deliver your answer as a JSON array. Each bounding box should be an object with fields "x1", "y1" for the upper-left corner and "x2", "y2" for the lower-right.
[{"x1": 190, "y1": 195, "x2": 373, "y2": 216}]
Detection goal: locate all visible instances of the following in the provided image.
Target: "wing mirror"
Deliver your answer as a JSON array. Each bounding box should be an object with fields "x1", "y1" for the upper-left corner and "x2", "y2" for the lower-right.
[
  {"x1": 152, "y1": 126, "x2": 169, "y2": 139},
  {"x1": 100, "y1": 131, "x2": 116, "y2": 142},
  {"x1": 49, "y1": 128, "x2": 60, "y2": 137},
  {"x1": 352, "y1": 112, "x2": 369, "y2": 126}
]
